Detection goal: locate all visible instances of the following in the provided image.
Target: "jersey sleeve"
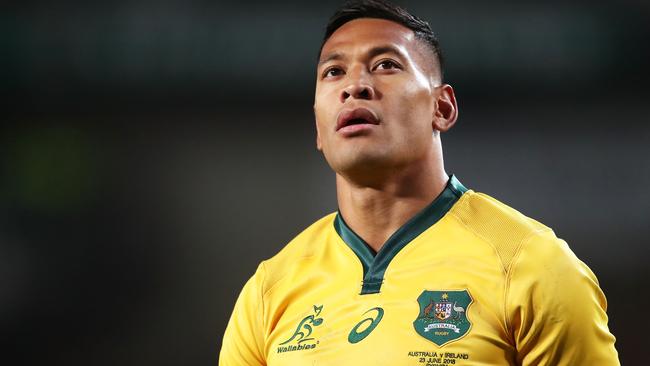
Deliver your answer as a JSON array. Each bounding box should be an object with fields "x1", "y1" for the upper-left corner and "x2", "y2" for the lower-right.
[
  {"x1": 507, "y1": 229, "x2": 620, "y2": 365},
  {"x1": 219, "y1": 263, "x2": 267, "y2": 366}
]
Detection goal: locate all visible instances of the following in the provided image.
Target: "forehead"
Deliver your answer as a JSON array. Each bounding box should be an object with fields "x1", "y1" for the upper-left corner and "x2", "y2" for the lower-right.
[{"x1": 320, "y1": 18, "x2": 417, "y2": 59}]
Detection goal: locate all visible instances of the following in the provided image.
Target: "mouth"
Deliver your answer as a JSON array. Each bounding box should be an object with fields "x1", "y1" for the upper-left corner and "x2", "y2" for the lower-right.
[{"x1": 336, "y1": 107, "x2": 380, "y2": 131}]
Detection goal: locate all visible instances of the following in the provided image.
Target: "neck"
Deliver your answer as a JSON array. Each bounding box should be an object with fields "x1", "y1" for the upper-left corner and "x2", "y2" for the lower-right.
[{"x1": 336, "y1": 143, "x2": 448, "y2": 253}]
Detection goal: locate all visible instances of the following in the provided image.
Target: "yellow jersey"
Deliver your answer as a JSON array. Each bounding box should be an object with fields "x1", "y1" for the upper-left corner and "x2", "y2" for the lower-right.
[{"x1": 219, "y1": 176, "x2": 619, "y2": 365}]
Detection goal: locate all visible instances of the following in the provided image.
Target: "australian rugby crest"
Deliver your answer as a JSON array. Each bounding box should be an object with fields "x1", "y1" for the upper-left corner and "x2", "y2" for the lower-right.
[{"x1": 413, "y1": 290, "x2": 473, "y2": 346}]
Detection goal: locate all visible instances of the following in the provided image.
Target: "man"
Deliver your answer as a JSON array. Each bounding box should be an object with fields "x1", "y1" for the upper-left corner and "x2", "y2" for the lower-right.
[{"x1": 219, "y1": 1, "x2": 619, "y2": 365}]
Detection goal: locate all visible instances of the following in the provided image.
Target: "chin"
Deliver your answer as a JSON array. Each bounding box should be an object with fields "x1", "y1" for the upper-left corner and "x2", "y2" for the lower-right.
[{"x1": 331, "y1": 151, "x2": 397, "y2": 178}]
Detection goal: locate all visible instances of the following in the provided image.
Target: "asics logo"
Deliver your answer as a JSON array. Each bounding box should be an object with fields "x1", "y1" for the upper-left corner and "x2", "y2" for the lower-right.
[{"x1": 348, "y1": 307, "x2": 384, "y2": 344}]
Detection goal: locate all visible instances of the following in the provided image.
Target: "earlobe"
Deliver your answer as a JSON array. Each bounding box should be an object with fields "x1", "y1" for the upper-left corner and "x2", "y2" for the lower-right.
[{"x1": 432, "y1": 84, "x2": 459, "y2": 133}]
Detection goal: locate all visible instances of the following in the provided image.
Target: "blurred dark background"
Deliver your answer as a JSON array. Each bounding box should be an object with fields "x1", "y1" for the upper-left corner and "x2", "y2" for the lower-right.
[{"x1": 2, "y1": 0, "x2": 649, "y2": 364}]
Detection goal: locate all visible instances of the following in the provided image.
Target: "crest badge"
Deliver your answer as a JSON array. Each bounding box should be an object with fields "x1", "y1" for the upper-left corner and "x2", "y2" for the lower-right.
[{"x1": 413, "y1": 290, "x2": 473, "y2": 346}]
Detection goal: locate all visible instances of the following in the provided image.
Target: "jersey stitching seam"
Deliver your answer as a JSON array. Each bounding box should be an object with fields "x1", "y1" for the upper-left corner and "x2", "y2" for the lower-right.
[
  {"x1": 447, "y1": 209, "x2": 513, "y2": 339},
  {"x1": 263, "y1": 254, "x2": 316, "y2": 297},
  {"x1": 503, "y1": 228, "x2": 552, "y2": 341},
  {"x1": 447, "y1": 209, "x2": 508, "y2": 277},
  {"x1": 261, "y1": 213, "x2": 335, "y2": 297},
  {"x1": 447, "y1": 201, "x2": 550, "y2": 342}
]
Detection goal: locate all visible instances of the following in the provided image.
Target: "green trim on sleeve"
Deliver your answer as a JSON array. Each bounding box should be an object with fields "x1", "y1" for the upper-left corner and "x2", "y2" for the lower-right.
[{"x1": 334, "y1": 175, "x2": 468, "y2": 295}]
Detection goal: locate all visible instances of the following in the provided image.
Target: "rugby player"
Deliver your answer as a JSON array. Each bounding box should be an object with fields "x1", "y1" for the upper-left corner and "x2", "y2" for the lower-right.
[{"x1": 219, "y1": 1, "x2": 619, "y2": 364}]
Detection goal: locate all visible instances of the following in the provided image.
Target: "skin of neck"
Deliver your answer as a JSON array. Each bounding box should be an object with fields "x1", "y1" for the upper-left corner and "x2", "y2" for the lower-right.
[{"x1": 336, "y1": 136, "x2": 448, "y2": 253}]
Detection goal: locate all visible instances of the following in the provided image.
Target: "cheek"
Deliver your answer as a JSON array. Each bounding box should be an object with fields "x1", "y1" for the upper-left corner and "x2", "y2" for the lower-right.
[
  {"x1": 383, "y1": 84, "x2": 434, "y2": 149},
  {"x1": 392, "y1": 84, "x2": 433, "y2": 126},
  {"x1": 314, "y1": 105, "x2": 328, "y2": 131},
  {"x1": 411, "y1": 81, "x2": 435, "y2": 116},
  {"x1": 314, "y1": 107, "x2": 332, "y2": 152},
  {"x1": 314, "y1": 88, "x2": 340, "y2": 134},
  {"x1": 314, "y1": 86, "x2": 333, "y2": 115},
  {"x1": 403, "y1": 78, "x2": 434, "y2": 105}
]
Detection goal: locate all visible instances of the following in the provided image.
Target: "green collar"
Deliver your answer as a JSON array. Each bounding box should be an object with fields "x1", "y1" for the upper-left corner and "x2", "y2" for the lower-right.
[{"x1": 334, "y1": 175, "x2": 468, "y2": 295}]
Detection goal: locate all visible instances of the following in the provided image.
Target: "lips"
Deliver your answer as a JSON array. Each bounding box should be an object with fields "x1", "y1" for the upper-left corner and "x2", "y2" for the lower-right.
[{"x1": 336, "y1": 107, "x2": 379, "y2": 131}]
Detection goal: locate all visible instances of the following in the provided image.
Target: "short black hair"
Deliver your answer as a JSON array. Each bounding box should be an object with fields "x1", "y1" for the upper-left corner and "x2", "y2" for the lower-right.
[{"x1": 319, "y1": 0, "x2": 444, "y2": 80}]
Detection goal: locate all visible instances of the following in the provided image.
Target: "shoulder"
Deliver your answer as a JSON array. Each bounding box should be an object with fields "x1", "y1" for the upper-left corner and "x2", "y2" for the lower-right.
[
  {"x1": 256, "y1": 212, "x2": 338, "y2": 293},
  {"x1": 449, "y1": 189, "x2": 592, "y2": 286},
  {"x1": 448, "y1": 190, "x2": 553, "y2": 273},
  {"x1": 449, "y1": 190, "x2": 550, "y2": 235}
]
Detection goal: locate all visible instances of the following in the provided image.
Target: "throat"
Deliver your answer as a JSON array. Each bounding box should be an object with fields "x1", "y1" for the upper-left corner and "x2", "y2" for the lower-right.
[
  {"x1": 333, "y1": 175, "x2": 468, "y2": 295},
  {"x1": 354, "y1": 224, "x2": 399, "y2": 254}
]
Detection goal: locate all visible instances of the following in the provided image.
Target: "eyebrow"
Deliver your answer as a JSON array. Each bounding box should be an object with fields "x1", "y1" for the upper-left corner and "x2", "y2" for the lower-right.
[{"x1": 318, "y1": 45, "x2": 406, "y2": 67}]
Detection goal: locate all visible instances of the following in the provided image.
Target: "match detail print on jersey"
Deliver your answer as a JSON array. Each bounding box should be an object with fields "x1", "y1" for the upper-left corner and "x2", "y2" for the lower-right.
[{"x1": 334, "y1": 175, "x2": 468, "y2": 294}]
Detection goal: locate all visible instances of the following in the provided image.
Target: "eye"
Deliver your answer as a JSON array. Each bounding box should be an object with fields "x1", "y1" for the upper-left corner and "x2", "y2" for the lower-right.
[
  {"x1": 373, "y1": 59, "x2": 401, "y2": 71},
  {"x1": 322, "y1": 66, "x2": 344, "y2": 79}
]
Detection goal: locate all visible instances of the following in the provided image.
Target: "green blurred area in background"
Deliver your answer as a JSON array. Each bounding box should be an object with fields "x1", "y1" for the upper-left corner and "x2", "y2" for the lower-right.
[{"x1": 3, "y1": 127, "x2": 97, "y2": 212}]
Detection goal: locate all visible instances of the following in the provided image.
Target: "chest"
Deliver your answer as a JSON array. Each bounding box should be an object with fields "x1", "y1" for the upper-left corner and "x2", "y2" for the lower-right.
[{"x1": 263, "y1": 247, "x2": 515, "y2": 366}]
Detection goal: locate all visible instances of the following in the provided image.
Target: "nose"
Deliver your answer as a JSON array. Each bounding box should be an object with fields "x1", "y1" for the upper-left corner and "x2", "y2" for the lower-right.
[{"x1": 340, "y1": 69, "x2": 375, "y2": 103}]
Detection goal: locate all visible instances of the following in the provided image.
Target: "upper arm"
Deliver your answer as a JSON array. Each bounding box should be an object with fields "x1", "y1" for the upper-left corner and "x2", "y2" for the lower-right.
[
  {"x1": 219, "y1": 264, "x2": 267, "y2": 366},
  {"x1": 507, "y1": 230, "x2": 619, "y2": 365}
]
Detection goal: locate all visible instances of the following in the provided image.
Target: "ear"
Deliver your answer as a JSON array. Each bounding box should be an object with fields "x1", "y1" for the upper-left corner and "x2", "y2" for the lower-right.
[{"x1": 432, "y1": 84, "x2": 458, "y2": 132}]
